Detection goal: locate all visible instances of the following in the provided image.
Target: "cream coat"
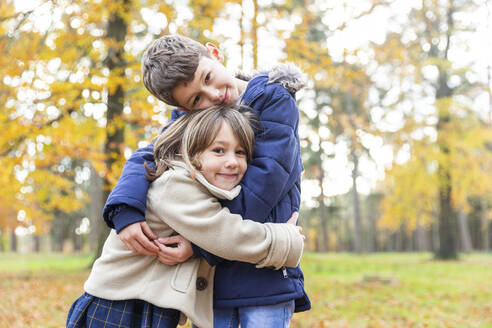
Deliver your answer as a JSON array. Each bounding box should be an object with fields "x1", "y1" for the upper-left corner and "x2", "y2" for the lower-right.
[{"x1": 84, "y1": 161, "x2": 304, "y2": 328}]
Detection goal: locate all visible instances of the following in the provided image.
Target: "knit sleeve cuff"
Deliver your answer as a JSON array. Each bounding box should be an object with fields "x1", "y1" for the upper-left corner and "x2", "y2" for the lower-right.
[
  {"x1": 255, "y1": 223, "x2": 303, "y2": 270},
  {"x1": 113, "y1": 205, "x2": 146, "y2": 233}
]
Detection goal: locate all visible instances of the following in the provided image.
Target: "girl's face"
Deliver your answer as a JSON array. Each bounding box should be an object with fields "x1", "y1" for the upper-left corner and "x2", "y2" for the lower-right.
[{"x1": 198, "y1": 122, "x2": 247, "y2": 190}]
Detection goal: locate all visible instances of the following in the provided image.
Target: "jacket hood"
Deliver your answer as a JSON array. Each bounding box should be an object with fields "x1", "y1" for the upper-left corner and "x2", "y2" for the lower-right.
[{"x1": 236, "y1": 63, "x2": 306, "y2": 94}]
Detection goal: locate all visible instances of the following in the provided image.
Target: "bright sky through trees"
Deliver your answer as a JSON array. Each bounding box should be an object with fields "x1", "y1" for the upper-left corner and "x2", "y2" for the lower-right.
[{"x1": 9, "y1": 0, "x2": 492, "y2": 200}]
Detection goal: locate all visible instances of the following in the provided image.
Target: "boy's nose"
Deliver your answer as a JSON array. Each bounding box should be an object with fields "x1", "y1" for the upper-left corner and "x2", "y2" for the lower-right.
[{"x1": 204, "y1": 87, "x2": 220, "y2": 103}]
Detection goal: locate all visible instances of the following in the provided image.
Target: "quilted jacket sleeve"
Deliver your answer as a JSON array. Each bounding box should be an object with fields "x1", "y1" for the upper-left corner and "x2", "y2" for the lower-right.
[
  {"x1": 102, "y1": 143, "x2": 155, "y2": 232},
  {"x1": 102, "y1": 109, "x2": 186, "y2": 232}
]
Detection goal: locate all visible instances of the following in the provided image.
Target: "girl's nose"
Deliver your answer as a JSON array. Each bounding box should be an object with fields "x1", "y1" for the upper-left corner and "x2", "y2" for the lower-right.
[{"x1": 225, "y1": 155, "x2": 238, "y2": 168}]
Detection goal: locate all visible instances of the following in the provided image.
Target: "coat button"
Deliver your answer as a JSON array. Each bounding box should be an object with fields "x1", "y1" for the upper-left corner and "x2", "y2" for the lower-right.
[{"x1": 196, "y1": 277, "x2": 208, "y2": 291}]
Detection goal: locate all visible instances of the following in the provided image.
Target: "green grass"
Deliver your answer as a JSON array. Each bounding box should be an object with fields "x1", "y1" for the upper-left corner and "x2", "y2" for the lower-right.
[
  {"x1": 0, "y1": 252, "x2": 491, "y2": 327},
  {"x1": 0, "y1": 252, "x2": 93, "y2": 272},
  {"x1": 293, "y1": 252, "x2": 492, "y2": 328}
]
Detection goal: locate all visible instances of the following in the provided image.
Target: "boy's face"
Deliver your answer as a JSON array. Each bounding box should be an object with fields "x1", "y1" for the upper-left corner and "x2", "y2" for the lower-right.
[{"x1": 172, "y1": 46, "x2": 243, "y2": 111}]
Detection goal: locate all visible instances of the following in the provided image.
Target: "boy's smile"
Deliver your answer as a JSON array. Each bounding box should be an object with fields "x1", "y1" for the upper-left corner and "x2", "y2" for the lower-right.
[{"x1": 172, "y1": 52, "x2": 247, "y2": 111}]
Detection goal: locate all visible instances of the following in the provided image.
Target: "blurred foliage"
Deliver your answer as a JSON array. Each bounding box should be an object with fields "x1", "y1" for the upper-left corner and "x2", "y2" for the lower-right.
[{"x1": 0, "y1": 0, "x2": 491, "y2": 255}]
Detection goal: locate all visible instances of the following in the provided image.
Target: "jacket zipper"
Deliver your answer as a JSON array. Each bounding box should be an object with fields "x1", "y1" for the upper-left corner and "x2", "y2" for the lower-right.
[{"x1": 282, "y1": 267, "x2": 288, "y2": 278}]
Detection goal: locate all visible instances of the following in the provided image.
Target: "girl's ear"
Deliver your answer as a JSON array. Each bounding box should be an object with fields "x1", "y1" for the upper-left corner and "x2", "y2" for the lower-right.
[
  {"x1": 177, "y1": 106, "x2": 190, "y2": 112},
  {"x1": 205, "y1": 42, "x2": 224, "y2": 63}
]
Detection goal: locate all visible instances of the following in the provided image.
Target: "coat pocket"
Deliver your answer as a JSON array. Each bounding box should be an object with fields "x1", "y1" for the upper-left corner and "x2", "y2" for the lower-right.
[{"x1": 171, "y1": 259, "x2": 199, "y2": 293}]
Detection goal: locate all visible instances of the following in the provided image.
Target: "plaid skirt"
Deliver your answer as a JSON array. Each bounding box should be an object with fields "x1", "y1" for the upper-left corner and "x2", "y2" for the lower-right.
[{"x1": 66, "y1": 293, "x2": 181, "y2": 328}]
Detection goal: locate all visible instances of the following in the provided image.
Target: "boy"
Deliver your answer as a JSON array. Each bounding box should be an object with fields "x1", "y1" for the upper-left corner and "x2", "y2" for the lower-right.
[{"x1": 103, "y1": 34, "x2": 310, "y2": 327}]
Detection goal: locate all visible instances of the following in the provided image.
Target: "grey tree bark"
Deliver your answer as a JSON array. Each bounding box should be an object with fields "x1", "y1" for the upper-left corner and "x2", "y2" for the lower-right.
[
  {"x1": 457, "y1": 208, "x2": 473, "y2": 253},
  {"x1": 94, "y1": 0, "x2": 129, "y2": 261}
]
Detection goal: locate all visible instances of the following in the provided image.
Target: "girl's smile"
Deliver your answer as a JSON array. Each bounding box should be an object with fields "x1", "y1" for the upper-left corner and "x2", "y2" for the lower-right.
[{"x1": 198, "y1": 122, "x2": 247, "y2": 190}]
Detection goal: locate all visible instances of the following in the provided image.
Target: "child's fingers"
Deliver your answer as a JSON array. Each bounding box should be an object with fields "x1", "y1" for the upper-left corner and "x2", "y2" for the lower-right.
[
  {"x1": 296, "y1": 226, "x2": 305, "y2": 240},
  {"x1": 136, "y1": 234, "x2": 160, "y2": 253},
  {"x1": 155, "y1": 245, "x2": 182, "y2": 265},
  {"x1": 153, "y1": 239, "x2": 165, "y2": 250},
  {"x1": 140, "y1": 222, "x2": 157, "y2": 240},
  {"x1": 159, "y1": 236, "x2": 193, "y2": 262},
  {"x1": 129, "y1": 239, "x2": 156, "y2": 255},
  {"x1": 119, "y1": 222, "x2": 159, "y2": 254},
  {"x1": 286, "y1": 212, "x2": 299, "y2": 225},
  {"x1": 156, "y1": 253, "x2": 178, "y2": 265},
  {"x1": 157, "y1": 235, "x2": 182, "y2": 245}
]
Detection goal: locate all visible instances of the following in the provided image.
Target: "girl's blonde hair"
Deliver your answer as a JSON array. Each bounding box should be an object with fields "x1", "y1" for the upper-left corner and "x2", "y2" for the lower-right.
[{"x1": 146, "y1": 105, "x2": 256, "y2": 181}]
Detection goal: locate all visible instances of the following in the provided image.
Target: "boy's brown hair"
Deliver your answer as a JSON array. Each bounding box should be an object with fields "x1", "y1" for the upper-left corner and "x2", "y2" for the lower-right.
[
  {"x1": 146, "y1": 105, "x2": 256, "y2": 182},
  {"x1": 142, "y1": 34, "x2": 210, "y2": 106}
]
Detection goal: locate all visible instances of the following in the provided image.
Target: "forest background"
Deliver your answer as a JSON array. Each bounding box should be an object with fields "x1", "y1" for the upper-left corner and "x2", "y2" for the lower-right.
[{"x1": 1, "y1": 0, "x2": 492, "y2": 259}]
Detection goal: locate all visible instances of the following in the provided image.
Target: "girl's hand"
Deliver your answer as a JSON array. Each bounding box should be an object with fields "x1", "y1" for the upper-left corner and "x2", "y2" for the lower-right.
[
  {"x1": 154, "y1": 235, "x2": 193, "y2": 265},
  {"x1": 287, "y1": 212, "x2": 304, "y2": 239}
]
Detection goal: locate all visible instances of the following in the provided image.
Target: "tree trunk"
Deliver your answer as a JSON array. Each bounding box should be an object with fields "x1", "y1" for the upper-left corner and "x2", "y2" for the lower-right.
[
  {"x1": 431, "y1": 222, "x2": 440, "y2": 253},
  {"x1": 415, "y1": 216, "x2": 427, "y2": 252},
  {"x1": 33, "y1": 234, "x2": 41, "y2": 252},
  {"x1": 351, "y1": 153, "x2": 362, "y2": 253},
  {"x1": 457, "y1": 208, "x2": 472, "y2": 253},
  {"x1": 89, "y1": 165, "x2": 104, "y2": 252},
  {"x1": 319, "y1": 201, "x2": 328, "y2": 252},
  {"x1": 316, "y1": 150, "x2": 329, "y2": 252},
  {"x1": 240, "y1": 0, "x2": 246, "y2": 71},
  {"x1": 390, "y1": 231, "x2": 397, "y2": 252},
  {"x1": 94, "y1": 0, "x2": 128, "y2": 261},
  {"x1": 366, "y1": 193, "x2": 382, "y2": 252},
  {"x1": 344, "y1": 216, "x2": 352, "y2": 251},
  {"x1": 436, "y1": 170, "x2": 458, "y2": 259},
  {"x1": 398, "y1": 223, "x2": 408, "y2": 251},
  {"x1": 367, "y1": 210, "x2": 376, "y2": 253},
  {"x1": 480, "y1": 198, "x2": 489, "y2": 251},
  {"x1": 72, "y1": 217, "x2": 83, "y2": 252},
  {"x1": 251, "y1": 0, "x2": 258, "y2": 69},
  {"x1": 10, "y1": 229, "x2": 17, "y2": 252},
  {"x1": 0, "y1": 228, "x2": 4, "y2": 252},
  {"x1": 435, "y1": 103, "x2": 458, "y2": 259},
  {"x1": 435, "y1": 2, "x2": 458, "y2": 259},
  {"x1": 50, "y1": 212, "x2": 66, "y2": 252},
  {"x1": 335, "y1": 215, "x2": 343, "y2": 252}
]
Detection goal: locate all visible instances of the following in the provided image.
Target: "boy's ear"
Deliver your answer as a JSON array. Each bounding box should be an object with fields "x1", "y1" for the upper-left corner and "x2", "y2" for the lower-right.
[{"x1": 205, "y1": 42, "x2": 224, "y2": 63}]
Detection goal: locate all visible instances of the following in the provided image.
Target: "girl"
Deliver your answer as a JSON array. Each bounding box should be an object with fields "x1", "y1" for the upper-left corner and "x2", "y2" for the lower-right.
[{"x1": 66, "y1": 105, "x2": 304, "y2": 328}]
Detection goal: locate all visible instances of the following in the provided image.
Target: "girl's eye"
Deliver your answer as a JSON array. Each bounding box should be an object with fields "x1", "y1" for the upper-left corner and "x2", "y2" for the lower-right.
[
  {"x1": 205, "y1": 72, "x2": 211, "y2": 83},
  {"x1": 212, "y1": 148, "x2": 224, "y2": 154},
  {"x1": 193, "y1": 95, "x2": 200, "y2": 106},
  {"x1": 236, "y1": 149, "x2": 246, "y2": 156}
]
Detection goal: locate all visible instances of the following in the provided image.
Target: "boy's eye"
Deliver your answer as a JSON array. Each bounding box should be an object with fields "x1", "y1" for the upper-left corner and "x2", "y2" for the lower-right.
[
  {"x1": 205, "y1": 72, "x2": 210, "y2": 83},
  {"x1": 212, "y1": 147, "x2": 224, "y2": 154},
  {"x1": 193, "y1": 95, "x2": 200, "y2": 106},
  {"x1": 236, "y1": 149, "x2": 246, "y2": 156}
]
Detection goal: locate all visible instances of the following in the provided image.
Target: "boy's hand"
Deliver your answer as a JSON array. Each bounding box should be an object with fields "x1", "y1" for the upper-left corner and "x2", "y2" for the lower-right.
[
  {"x1": 154, "y1": 235, "x2": 193, "y2": 265},
  {"x1": 119, "y1": 222, "x2": 159, "y2": 255},
  {"x1": 286, "y1": 212, "x2": 304, "y2": 239}
]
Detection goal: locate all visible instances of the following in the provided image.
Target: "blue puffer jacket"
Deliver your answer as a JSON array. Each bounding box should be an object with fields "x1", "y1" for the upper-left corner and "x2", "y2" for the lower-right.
[{"x1": 103, "y1": 65, "x2": 311, "y2": 312}]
